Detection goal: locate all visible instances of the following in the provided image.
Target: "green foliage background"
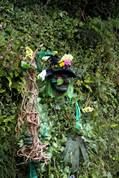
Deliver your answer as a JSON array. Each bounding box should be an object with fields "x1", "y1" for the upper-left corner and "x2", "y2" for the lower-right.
[{"x1": 0, "y1": 1, "x2": 119, "y2": 178}]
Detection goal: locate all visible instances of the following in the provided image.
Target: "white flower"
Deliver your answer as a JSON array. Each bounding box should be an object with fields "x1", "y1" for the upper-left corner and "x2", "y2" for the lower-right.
[
  {"x1": 37, "y1": 69, "x2": 47, "y2": 81},
  {"x1": 61, "y1": 54, "x2": 73, "y2": 61},
  {"x1": 42, "y1": 56, "x2": 50, "y2": 61},
  {"x1": 82, "y1": 106, "x2": 94, "y2": 113}
]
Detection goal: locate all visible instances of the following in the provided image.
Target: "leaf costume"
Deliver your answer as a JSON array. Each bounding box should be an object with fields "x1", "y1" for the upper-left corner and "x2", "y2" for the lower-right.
[{"x1": 16, "y1": 46, "x2": 88, "y2": 177}]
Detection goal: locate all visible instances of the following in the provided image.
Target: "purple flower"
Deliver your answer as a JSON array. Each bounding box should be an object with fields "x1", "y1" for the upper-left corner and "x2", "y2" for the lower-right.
[{"x1": 64, "y1": 59, "x2": 72, "y2": 66}]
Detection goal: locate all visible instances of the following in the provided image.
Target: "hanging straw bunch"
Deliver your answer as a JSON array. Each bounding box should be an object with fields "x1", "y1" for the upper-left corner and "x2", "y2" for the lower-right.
[{"x1": 15, "y1": 46, "x2": 49, "y2": 164}]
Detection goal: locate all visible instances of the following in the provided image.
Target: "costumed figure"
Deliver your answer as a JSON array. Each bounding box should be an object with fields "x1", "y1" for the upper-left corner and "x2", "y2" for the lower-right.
[{"x1": 16, "y1": 46, "x2": 89, "y2": 178}]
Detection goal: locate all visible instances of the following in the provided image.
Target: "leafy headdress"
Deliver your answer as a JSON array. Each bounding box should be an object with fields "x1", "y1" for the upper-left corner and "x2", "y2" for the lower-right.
[{"x1": 36, "y1": 49, "x2": 76, "y2": 93}]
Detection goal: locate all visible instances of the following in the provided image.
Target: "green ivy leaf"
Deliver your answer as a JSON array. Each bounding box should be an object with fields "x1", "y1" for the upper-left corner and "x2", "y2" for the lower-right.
[
  {"x1": 57, "y1": 77, "x2": 64, "y2": 85},
  {"x1": 67, "y1": 84, "x2": 74, "y2": 100}
]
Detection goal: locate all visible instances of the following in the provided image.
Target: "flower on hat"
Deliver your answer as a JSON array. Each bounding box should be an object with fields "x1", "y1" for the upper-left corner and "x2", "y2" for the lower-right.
[
  {"x1": 61, "y1": 54, "x2": 73, "y2": 61},
  {"x1": 37, "y1": 69, "x2": 47, "y2": 81},
  {"x1": 64, "y1": 59, "x2": 72, "y2": 66},
  {"x1": 58, "y1": 54, "x2": 73, "y2": 67},
  {"x1": 42, "y1": 56, "x2": 50, "y2": 61},
  {"x1": 58, "y1": 59, "x2": 65, "y2": 67}
]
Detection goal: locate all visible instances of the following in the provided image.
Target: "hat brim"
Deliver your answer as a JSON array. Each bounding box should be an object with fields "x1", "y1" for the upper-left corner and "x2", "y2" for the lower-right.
[{"x1": 46, "y1": 69, "x2": 76, "y2": 78}]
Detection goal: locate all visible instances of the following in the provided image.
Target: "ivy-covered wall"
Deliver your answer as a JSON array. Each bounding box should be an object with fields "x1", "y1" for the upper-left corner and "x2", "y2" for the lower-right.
[{"x1": 0, "y1": 1, "x2": 119, "y2": 178}]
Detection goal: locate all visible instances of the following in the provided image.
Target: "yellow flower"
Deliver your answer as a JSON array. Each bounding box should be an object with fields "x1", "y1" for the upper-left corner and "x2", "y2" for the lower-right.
[
  {"x1": 25, "y1": 46, "x2": 33, "y2": 59},
  {"x1": 59, "y1": 61, "x2": 65, "y2": 67},
  {"x1": 58, "y1": 59, "x2": 64, "y2": 67},
  {"x1": 58, "y1": 54, "x2": 73, "y2": 67}
]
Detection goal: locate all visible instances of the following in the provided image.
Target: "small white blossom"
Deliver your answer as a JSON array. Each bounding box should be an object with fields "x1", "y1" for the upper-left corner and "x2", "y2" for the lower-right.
[
  {"x1": 61, "y1": 54, "x2": 73, "y2": 61},
  {"x1": 82, "y1": 106, "x2": 94, "y2": 113},
  {"x1": 42, "y1": 56, "x2": 50, "y2": 61},
  {"x1": 37, "y1": 69, "x2": 47, "y2": 81}
]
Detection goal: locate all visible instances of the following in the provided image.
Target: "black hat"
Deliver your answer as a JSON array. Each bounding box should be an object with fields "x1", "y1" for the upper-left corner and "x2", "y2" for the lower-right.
[
  {"x1": 37, "y1": 50, "x2": 76, "y2": 93},
  {"x1": 46, "y1": 68, "x2": 76, "y2": 78},
  {"x1": 46, "y1": 69, "x2": 76, "y2": 93}
]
